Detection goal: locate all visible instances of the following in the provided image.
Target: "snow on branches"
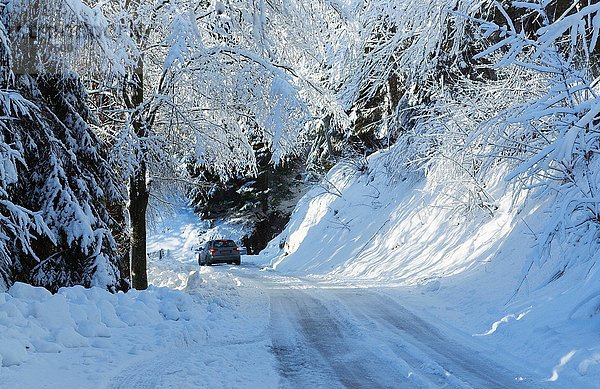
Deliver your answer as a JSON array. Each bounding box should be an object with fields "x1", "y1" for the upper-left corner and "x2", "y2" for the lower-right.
[
  {"x1": 469, "y1": 1, "x2": 600, "y2": 277},
  {"x1": 0, "y1": 3, "x2": 128, "y2": 291}
]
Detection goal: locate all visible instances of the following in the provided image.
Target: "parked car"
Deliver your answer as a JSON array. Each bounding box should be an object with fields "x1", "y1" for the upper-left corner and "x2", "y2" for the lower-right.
[{"x1": 198, "y1": 239, "x2": 241, "y2": 266}]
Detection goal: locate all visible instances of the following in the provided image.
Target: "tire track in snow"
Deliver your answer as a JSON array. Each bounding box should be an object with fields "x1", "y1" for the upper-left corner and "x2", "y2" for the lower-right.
[
  {"x1": 269, "y1": 289, "x2": 411, "y2": 388},
  {"x1": 334, "y1": 290, "x2": 541, "y2": 388},
  {"x1": 270, "y1": 291, "x2": 342, "y2": 388}
]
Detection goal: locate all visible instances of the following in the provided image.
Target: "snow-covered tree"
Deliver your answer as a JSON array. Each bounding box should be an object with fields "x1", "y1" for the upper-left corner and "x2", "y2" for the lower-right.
[
  {"x1": 0, "y1": 68, "x2": 51, "y2": 289},
  {"x1": 0, "y1": 0, "x2": 128, "y2": 292},
  {"x1": 86, "y1": 0, "x2": 339, "y2": 288}
]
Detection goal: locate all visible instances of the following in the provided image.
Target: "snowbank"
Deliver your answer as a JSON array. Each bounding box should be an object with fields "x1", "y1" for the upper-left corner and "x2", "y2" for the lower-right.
[
  {"x1": 261, "y1": 150, "x2": 515, "y2": 282},
  {"x1": 0, "y1": 282, "x2": 204, "y2": 368},
  {"x1": 261, "y1": 149, "x2": 600, "y2": 385},
  {"x1": 0, "y1": 264, "x2": 275, "y2": 388}
]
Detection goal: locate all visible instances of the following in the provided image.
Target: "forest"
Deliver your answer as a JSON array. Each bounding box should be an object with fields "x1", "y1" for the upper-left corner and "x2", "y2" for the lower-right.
[{"x1": 0, "y1": 0, "x2": 598, "y2": 294}]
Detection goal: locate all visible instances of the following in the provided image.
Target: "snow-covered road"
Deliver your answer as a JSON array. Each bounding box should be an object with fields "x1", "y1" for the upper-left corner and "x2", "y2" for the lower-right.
[
  {"x1": 270, "y1": 287, "x2": 532, "y2": 388},
  {"x1": 182, "y1": 263, "x2": 539, "y2": 388},
  {"x1": 116, "y1": 261, "x2": 540, "y2": 388}
]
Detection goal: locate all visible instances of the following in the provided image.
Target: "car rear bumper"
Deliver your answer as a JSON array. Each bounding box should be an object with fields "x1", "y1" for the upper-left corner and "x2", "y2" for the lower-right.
[{"x1": 206, "y1": 255, "x2": 241, "y2": 264}]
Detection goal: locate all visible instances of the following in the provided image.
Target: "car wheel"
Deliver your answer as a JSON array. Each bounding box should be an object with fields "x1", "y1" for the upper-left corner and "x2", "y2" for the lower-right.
[{"x1": 235, "y1": 260, "x2": 241, "y2": 266}]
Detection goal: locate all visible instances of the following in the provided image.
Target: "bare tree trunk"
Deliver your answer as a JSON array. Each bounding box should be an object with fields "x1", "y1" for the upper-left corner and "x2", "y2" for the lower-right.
[
  {"x1": 129, "y1": 160, "x2": 148, "y2": 289},
  {"x1": 322, "y1": 114, "x2": 335, "y2": 161},
  {"x1": 126, "y1": 58, "x2": 149, "y2": 290}
]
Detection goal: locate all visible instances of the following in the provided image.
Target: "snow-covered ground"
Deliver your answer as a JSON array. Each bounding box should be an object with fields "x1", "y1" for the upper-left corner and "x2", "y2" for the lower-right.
[
  {"x1": 0, "y1": 276, "x2": 276, "y2": 388},
  {"x1": 2, "y1": 150, "x2": 600, "y2": 387},
  {"x1": 259, "y1": 150, "x2": 600, "y2": 386},
  {"x1": 0, "y1": 207, "x2": 276, "y2": 388}
]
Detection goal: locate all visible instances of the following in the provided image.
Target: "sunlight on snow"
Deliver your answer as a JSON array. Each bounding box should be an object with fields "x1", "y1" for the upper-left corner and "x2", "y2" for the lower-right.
[
  {"x1": 474, "y1": 307, "x2": 532, "y2": 337},
  {"x1": 547, "y1": 350, "x2": 577, "y2": 382}
]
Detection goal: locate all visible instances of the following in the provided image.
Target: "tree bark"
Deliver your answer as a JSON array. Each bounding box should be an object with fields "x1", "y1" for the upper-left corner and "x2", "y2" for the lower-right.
[
  {"x1": 322, "y1": 114, "x2": 336, "y2": 161},
  {"x1": 129, "y1": 160, "x2": 148, "y2": 290},
  {"x1": 126, "y1": 58, "x2": 149, "y2": 290}
]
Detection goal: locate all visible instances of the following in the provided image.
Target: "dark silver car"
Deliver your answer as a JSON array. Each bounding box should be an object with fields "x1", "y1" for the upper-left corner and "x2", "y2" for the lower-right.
[{"x1": 198, "y1": 239, "x2": 241, "y2": 266}]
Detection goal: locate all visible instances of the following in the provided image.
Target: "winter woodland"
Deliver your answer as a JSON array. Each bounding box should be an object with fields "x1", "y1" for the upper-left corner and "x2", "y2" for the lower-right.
[{"x1": 0, "y1": 0, "x2": 598, "y2": 311}]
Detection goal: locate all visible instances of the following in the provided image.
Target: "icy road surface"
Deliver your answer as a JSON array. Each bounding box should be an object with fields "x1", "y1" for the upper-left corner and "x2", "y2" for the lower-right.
[
  {"x1": 246, "y1": 264, "x2": 537, "y2": 388},
  {"x1": 107, "y1": 260, "x2": 541, "y2": 389},
  {"x1": 270, "y1": 289, "x2": 530, "y2": 388}
]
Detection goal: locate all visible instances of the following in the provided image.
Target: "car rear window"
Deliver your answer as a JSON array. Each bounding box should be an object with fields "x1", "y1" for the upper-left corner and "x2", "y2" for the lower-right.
[{"x1": 213, "y1": 240, "x2": 236, "y2": 248}]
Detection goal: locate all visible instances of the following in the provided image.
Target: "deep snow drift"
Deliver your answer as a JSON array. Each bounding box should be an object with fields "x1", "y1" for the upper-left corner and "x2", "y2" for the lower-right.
[{"x1": 260, "y1": 149, "x2": 600, "y2": 385}]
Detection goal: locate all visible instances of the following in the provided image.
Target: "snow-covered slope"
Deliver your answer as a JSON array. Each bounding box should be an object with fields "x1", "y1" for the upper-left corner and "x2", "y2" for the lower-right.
[
  {"x1": 261, "y1": 150, "x2": 516, "y2": 282},
  {"x1": 260, "y1": 149, "x2": 600, "y2": 383}
]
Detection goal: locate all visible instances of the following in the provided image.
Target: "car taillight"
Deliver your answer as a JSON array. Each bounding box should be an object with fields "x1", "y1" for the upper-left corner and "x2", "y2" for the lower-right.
[
  {"x1": 209, "y1": 249, "x2": 216, "y2": 254},
  {"x1": 235, "y1": 247, "x2": 241, "y2": 251}
]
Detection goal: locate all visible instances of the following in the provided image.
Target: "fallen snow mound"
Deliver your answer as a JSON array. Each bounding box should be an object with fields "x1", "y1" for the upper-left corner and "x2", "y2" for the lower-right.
[{"x1": 0, "y1": 282, "x2": 203, "y2": 367}]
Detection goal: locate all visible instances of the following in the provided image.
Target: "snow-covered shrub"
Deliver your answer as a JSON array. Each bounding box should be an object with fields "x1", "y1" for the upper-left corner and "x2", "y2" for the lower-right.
[
  {"x1": 323, "y1": 1, "x2": 501, "y2": 219},
  {"x1": 382, "y1": 60, "x2": 542, "y2": 218}
]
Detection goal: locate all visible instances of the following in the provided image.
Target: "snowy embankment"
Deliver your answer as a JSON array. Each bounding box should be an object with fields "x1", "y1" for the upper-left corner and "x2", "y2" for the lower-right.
[
  {"x1": 0, "y1": 207, "x2": 275, "y2": 388},
  {"x1": 0, "y1": 276, "x2": 274, "y2": 387},
  {"x1": 260, "y1": 149, "x2": 600, "y2": 385}
]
